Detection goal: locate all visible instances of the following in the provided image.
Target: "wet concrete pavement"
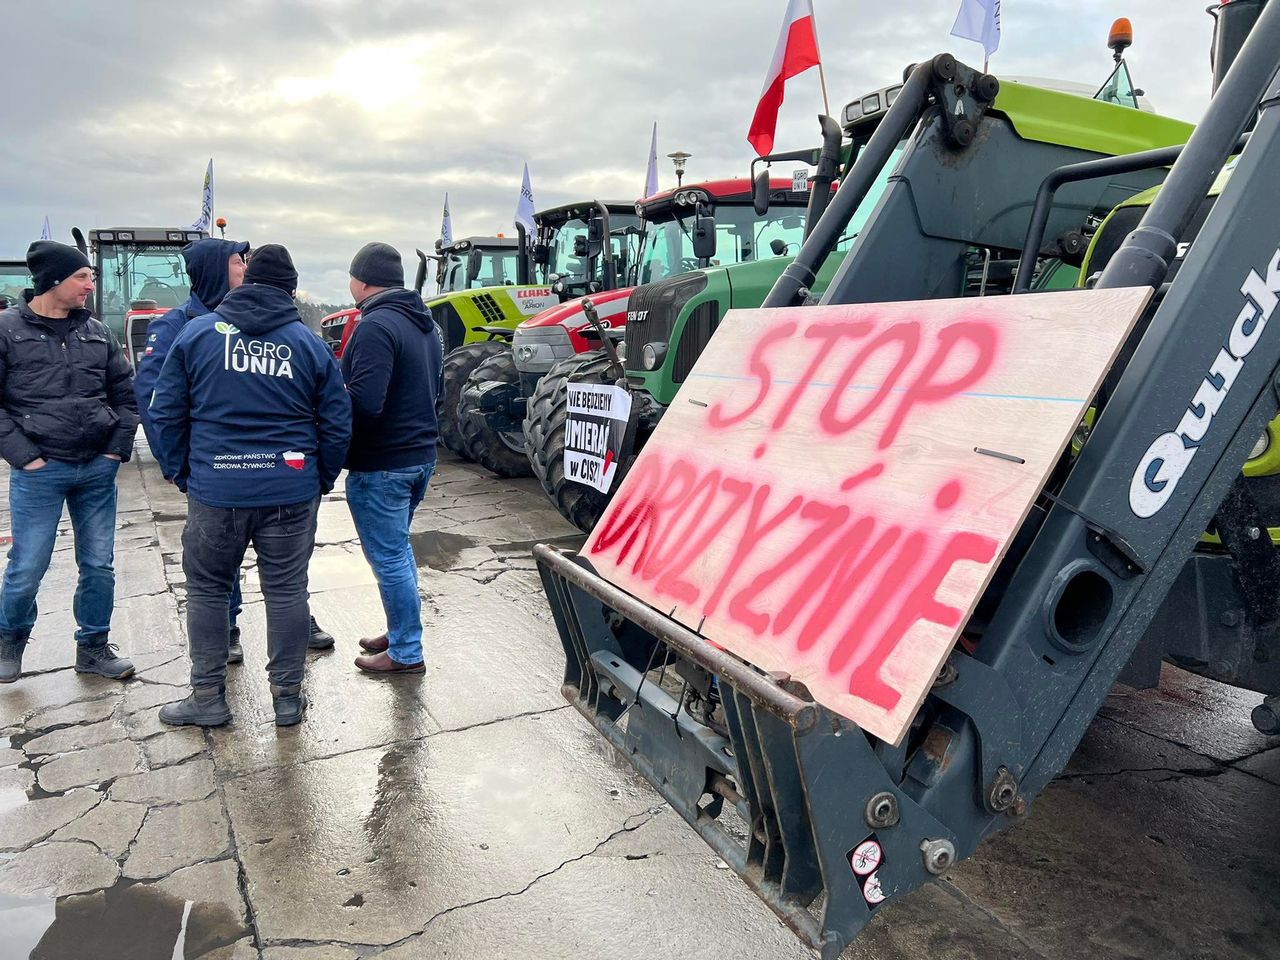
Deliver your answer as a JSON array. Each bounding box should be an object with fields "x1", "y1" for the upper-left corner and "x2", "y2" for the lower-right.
[{"x1": 0, "y1": 446, "x2": 1277, "y2": 960}]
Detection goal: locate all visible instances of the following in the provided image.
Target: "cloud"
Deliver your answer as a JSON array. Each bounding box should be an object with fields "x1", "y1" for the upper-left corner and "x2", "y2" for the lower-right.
[{"x1": 0, "y1": 1, "x2": 1223, "y2": 301}]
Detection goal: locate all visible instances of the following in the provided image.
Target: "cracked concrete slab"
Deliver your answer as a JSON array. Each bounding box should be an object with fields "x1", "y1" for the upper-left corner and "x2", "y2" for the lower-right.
[
  {"x1": 23, "y1": 695, "x2": 119, "y2": 733},
  {"x1": 142, "y1": 728, "x2": 208, "y2": 768},
  {"x1": 0, "y1": 789, "x2": 101, "y2": 853},
  {"x1": 154, "y1": 858, "x2": 248, "y2": 927},
  {"x1": 0, "y1": 841, "x2": 120, "y2": 897},
  {"x1": 0, "y1": 670, "x2": 121, "y2": 727},
  {"x1": 110, "y1": 758, "x2": 217, "y2": 804},
  {"x1": 124, "y1": 795, "x2": 231, "y2": 879},
  {"x1": 225, "y1": 710, "x2": 655, "y2": 945},
  {"x1": 262, "y1": 947, "x2": 361, "y2": 960},
  {"x1": 22, "y1": 715, "x2": 131, "y2": 757},
  {"x1": 50, "y1": 799, "x2": 147, "y2": 857},
  {"x1": 119, "y1": 681, "x2": 187, "y2": 715},
  {"x1": 36, "y1": 739, "x2": 144, "y2": 793},
  {"x1": 1236, "y1": 743, "x2": 1280, "y2": 786}
]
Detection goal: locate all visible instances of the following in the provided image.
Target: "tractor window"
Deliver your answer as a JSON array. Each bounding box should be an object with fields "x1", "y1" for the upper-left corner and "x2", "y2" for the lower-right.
[
  {"x1": 1094, "y1": 61, "x2": 1140, "y2": 110},
  {"x1": 638, "y1": 220, "x2": 695, "y2": 283},
  {"x1": 544, "y1": 214, "x2": 642, "y2": 292},
  {"x1": 97, "y1": 245, "x2": 189, "y2": 335},
  {"x1": 0, "y1": 264, "x2": 32, "y2": 308},
  {"x1": 440, "y1": 256, "x2": 467, "y2": 293},
  {"x1": 475, "y1": 249, "x2": 519, "y2": 287}
]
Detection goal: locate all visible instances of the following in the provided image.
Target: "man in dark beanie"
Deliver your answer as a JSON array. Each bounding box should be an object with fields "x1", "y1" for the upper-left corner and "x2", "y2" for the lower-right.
[
  {"x1": 134, "y1": 238, "x2": 335, "y2": 664},
  {"x1": 150, "y1": 244, "x2": 351, "y2": 727},
  {"x1": 0, "y1": 240, "x2": 139, "y2": 683},
  {"x1": 343, "y1": 241, "x2": 442, "y2": 675}
]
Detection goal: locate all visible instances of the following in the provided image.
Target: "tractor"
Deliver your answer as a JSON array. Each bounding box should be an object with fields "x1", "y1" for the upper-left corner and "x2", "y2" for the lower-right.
[
  {"x1": 70, "y1": 226, "x2": 210, "y2": 368},
  {"x1": 0, "y1": 259, "x2": 31, "y2": 311},
  {"x1": 457, "y1": 176, "x2": 819, "y2": 480},
  {"x1": 527, "y1": 7, "x2": 1277, "y2": 952}
]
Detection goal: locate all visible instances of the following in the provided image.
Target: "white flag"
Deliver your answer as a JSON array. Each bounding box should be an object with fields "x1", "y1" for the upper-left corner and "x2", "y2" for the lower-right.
[
  {"x1": 440, "y1": 193, "x2": 453, "y2": 247},
  {"x1": 644, "y1": 122, "x2": 659, "y2": 198},
  {"x1": 40, "y1": 216, "x2": 51, "y2": 240},
  {"x1": 514, "y1": 163, "x2": 536, "y2": 236},
  {"x1": 191, "y1": 158, "x2": 214, "y2": 232},
  {"x1": 950, "y1": 0, "x2": 1001, "y2": 63}
]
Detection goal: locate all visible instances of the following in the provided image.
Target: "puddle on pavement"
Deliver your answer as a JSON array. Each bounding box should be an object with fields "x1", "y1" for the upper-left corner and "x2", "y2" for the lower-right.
[
  {"x1": 0, "y1": 876, "x2": 249, "y2": 960},
  {"x1": 409, "y1": 530, "x2": 480, "y2": 569}
]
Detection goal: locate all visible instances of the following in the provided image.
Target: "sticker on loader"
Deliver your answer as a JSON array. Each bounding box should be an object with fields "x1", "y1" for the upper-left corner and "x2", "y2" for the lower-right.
[
  {"x1": 564, "y1": 382, "x2": 632, "y2": 493},
  {"x1": 582, "y1": 288, "x2": 1150, "y2": 744},
  {"x1": 850, "y1": 839, "x2": 882, "y2": 876}
]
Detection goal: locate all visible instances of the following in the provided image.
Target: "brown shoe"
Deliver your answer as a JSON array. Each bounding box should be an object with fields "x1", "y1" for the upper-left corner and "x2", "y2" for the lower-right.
[
  {"x1": 355, "y1": 651, "x2": 425, "y2": 675},
  {"x1": 359, "y1": 634, "x2": 389, "y2": 653}
]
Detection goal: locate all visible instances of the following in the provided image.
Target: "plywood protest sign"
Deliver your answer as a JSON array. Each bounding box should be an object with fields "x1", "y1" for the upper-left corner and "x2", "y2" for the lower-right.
[{"x1": 583, "y1": 288, "x2": 1150, "y2": 745}]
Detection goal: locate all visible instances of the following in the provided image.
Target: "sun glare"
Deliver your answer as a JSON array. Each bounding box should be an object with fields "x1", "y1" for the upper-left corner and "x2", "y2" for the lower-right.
[{"x1": 275, "y1": 37, "x2": 434, "y2": 112}]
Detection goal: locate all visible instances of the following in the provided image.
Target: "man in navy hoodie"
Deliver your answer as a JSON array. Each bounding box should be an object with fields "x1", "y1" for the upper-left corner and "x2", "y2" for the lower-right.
[
  {"x1": 150, "y1": 245, "x2": 352, "y2": 727},
  {"x1": 342, "y1": 242, "x2": 442, "y2": 675},
  {"x1": 135, "y1": 237, "x2": 336, "y2": 662}
]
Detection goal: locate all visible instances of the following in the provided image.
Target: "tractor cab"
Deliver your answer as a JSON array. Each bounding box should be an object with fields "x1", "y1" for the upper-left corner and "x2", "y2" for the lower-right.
[
  {"x1": 0, "y1": 259, "x2": 31, "y2": 311},
  {"x1": 532, "y1": 201, "x2": 642, "y2": 301},
  {"x1": 434, "y1": 235, "x2": 524, "y2": 294},
  {"x1": 86, "y1": 227, "x2": 208, "y2": 367}
]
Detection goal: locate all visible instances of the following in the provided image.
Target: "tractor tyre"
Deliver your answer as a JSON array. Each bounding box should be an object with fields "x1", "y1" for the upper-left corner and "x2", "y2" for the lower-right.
[
  {"x1": 439, "y1": 341, "x2": 509, "y2": 459},
  {"x1": 524, "y1": 349, "x2": 619, "y2": 534},
  {"x1": 458, "y1": 348, "x2": 534, "y2": 479}
]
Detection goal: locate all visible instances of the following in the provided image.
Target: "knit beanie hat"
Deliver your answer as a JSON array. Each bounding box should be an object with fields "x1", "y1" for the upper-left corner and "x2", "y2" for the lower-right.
[
  {"x1": 27, "y1": 241, "x2": 92, "y2": 295},
  {"x1": 244, "y1": 244, "x2": 298, "y2": 294},
  {"x1": 349, "y1": 242, "x2": 404, "y2": 288}
]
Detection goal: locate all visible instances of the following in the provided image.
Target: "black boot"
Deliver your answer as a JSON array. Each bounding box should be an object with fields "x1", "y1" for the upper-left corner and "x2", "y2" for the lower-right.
[
  {"x1": 271, "y1": 683, "x2": 308, "y2": 727},
  {"x1": 159, "y1": 686, "x2": 232, "y2": 727},
  {"x1": 75, "y1": 640, "x2": 134, "y2": 680},
  {"x1": 308, "y1": 616, "x2": 334, "y2": 650},
  {"x1": 227, "y1": 624, "x2": 244, "y2": 665},
  {"x1": 0, "y1": 633, "x2": 28, "y2": 684}
]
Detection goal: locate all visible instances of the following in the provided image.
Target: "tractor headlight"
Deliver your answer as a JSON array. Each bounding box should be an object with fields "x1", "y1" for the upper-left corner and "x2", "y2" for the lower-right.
[
  {"x1": 641, "y1": 341, "x2": 668, "y2": 371},
  {"x1": 1250, "y1": 430, "x2": 1270, "y2": 460},
  {"x1": 516, "y1": 345, "x2": 535, "y2": 363}
]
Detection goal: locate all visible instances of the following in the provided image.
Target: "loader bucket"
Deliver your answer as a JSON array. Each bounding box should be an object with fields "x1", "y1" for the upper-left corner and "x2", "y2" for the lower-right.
[{"x1": 536, "y1": 543, "x2": 1004, "y2": 959}]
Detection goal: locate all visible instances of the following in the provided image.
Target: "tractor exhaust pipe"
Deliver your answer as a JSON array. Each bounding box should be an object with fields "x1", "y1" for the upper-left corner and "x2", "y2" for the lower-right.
[{"x1": 1210, "y1": 0, "x2": 1269, "y2": 93}]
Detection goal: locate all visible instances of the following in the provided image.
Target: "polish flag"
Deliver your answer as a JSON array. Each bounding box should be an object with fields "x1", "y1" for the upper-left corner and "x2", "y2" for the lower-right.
[
  {"x1": 283, "y1": 451, "x2": 306, "y2": 471},
  {"x1": 747, "y1": 0, "x2": 822, "y2": 157}
]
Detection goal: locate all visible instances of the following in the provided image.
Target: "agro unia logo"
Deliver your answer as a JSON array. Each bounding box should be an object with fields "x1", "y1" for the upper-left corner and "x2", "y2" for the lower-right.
[{"x1": 217, "y1": 321, "x2": 295, "y2": 379}]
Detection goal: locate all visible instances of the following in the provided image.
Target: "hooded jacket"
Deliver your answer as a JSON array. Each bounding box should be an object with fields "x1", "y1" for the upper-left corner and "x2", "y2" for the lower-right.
[
  {"x1": 135, "y1": 238, "x2": 248, "y2": 447},
  {"x1": 0, "y1": 296, "x2": 138, "y2": 467},
  {"x1": 341, "y1": 287, "x2": 442, "y2": 472},
  {"x1": 149, "y1": 282, "x2": 352, "y2": 508}
]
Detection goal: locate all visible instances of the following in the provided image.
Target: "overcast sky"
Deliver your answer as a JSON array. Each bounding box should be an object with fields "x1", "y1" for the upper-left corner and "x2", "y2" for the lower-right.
[{"x1": 1, "y1": 1, "x2": 1221, "y2": 303}]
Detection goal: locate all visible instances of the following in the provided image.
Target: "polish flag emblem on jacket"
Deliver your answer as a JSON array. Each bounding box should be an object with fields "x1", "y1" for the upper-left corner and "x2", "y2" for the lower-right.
[{"x1": 282, "y1": 451, "x2": 306, "y2": 470}]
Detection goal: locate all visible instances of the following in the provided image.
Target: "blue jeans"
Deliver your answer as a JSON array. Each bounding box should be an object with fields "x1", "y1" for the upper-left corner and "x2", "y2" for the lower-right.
[
  {"x1": 1, "y1": 456, "x2": 121, "y2": 644},
  {"x1": 345, "y1": 462, "x2": 434, "y2": 665}
]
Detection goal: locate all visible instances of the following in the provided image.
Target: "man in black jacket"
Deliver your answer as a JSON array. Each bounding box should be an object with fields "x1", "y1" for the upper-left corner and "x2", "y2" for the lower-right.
[
  {"x1": 342, "y1": 242, "x2": 442, "y2": 675},
  {"x1": 0, "y1": 241, "x2": 139, "y2": 683}
]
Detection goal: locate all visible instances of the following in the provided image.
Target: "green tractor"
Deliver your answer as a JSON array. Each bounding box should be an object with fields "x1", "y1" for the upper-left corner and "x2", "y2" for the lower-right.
[{"x1": 0, "y1": 259, "x2": 32, "y2": 311}]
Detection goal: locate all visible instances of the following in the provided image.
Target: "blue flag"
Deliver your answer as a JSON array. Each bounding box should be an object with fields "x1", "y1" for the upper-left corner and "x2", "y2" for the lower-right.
[
  {"x1": 441, "y1": 194, "x2": 453, "y2": 247},
  {"x1": 951, "y1": 0, "x2": 1001, "y2": 64},
  {"x1": 514, "y1": 163, "x2": 536, "y2": 237},
  {"x1": 645, "y1": 123, "x2": 659, "y2": 198},
  {"x1": 192, "y1": 158, "x2": 214, "y2": 232}
]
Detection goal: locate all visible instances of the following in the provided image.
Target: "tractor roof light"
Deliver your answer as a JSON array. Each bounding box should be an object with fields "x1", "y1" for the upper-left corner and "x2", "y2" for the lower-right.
[
  {"x1": 843, "y1": 101, "x2": 863, "y2": 125},
  {"x1": 166, "y1": 231, "x2": 183, "y2": 241},
  {"x1": 1108, "y1": 17, "x2": 1134, "y2": 60},
  {"x1": 862, "y1": 93, "x2": 882, "y2": 115},
  {"x1": 116, "y1": 231, "x2": 134, "y2": 241},
  {"x1": 98, "y1": 231, "x2": 115, "y2": 241}
]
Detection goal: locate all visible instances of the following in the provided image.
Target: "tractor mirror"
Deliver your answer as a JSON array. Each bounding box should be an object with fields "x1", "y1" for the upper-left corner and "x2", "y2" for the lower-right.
[
  {"x1": 466, "y1": 247, "x2": 483, "y2": 283},
  {"x1": 770, "y1": 238, "x2": 789, "y2": 256},
  {"x1": 693, "y1": 215, "x2": 717, "y2": 261},
  {"x1": 574, "y1": 235, "x2": 589, "y2": 258},
  {"x1": 533, "y1": 242, "x2": 549, "y2": 265},
  {"x1": 752, "y1": 170, "x2": 771, "y2": 216},
  {"x1": 586, "y1": 216, "x2": 606, "y2": 258}
]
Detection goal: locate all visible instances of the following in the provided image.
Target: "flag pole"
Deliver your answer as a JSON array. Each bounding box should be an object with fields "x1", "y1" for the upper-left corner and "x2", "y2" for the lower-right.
[{"x1": 808, "y1": 1, "x2": 832, "y2": 117}]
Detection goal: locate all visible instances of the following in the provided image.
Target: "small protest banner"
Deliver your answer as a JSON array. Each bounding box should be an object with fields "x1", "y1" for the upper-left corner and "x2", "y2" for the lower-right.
[
  {"x1": 565, "y1": 382, "x2": 632, "y2": 494},
  {"x1": 582, "y1": 288, "x2": 1150, "y2": 744}
]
